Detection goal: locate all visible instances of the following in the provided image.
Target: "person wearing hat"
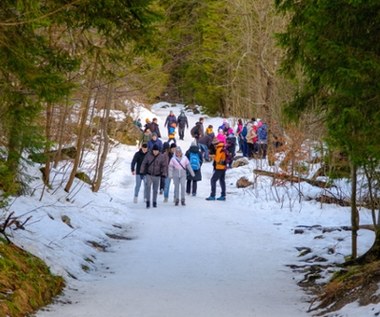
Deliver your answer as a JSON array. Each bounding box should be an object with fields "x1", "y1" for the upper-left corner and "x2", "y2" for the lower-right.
[
  {"x1": 168, "y1": 146, "x2": 194, "y2": 206},
  {"x1": 140, "y1": 144, "x2": 168, "y2": 208},
  {"x1": 206, "y1": 141, "x2": 228, "y2": 201},
  {"x1": 131, "y1": 143, "x2": 148, "y2": 203},
  {"x1": 147, "y1": 132, "x2": 163, "y2": 152},
  {"x1": 177, "y1": 110, "x2": 189, "y2": 140}
]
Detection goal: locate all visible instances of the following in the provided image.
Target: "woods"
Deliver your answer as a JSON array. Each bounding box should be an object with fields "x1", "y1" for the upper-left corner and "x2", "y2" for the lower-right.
[{"x1": 0, "y1": 1, "x2": 380, "y2": 314}]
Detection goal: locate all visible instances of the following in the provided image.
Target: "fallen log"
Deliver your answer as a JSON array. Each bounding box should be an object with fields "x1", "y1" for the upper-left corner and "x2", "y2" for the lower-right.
[{"x1": 253, "y1": 169, "x2": 330, "y2": 188}]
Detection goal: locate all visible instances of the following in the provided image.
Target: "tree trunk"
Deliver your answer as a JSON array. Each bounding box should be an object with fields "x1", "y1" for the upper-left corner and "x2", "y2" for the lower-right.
[
  {"x1": 42, "y1": 102, "x2": 53, "y2": 186},
  {"x1": 350, "y1": 162, "x2": 359, "y2": 260},
  {"x1": 65, "y1": 52, "x2": 99, "y2": 193},
  {"x1": 92, "y1": 83, "x2": 112, "y2": 192}
]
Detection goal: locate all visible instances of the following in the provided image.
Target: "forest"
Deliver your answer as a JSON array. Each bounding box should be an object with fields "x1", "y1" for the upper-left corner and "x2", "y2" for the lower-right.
[{"x1": 0, "y1": 0, "x2": 380, "y2": 315}]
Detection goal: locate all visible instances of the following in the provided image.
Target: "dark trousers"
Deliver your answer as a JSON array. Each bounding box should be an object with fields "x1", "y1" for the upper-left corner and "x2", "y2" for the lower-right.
[
  {"x1": 178, "y1": 126, "x2": 185, "y2": 140},
  {"x1": 186, "y1": 180, "x2": 198, "y2": 195},
  {"x1": 210, "y1": 169, "x2": 226, "y2": 197}
]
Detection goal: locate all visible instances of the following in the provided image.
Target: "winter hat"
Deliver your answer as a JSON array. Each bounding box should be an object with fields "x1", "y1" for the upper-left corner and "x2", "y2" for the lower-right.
[
  {"x1": 151, "y1": 132, "x2": 157, "y2": 137},
  {"x1": 141, "y1": 143, "x2": 148, "y2": 149},
  {"x1": 152, "y1": 144, "x2": 160, "y2": 151},
  {"x1": 175, "y1": 146, "x2": 182, "y2": 153},
  {"x1": 170, "y1": 143, "x2": 177, "y2": 149},
  {"x1": 162, "y1": 142, "x2": 169, "y2": 151}
]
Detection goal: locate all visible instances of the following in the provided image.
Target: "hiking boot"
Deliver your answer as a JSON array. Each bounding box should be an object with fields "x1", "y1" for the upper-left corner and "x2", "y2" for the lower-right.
[
  {"x1": 146, "y1": 201, "x2": 150, "y2": 208},
  {"x1": 175, "y1": 199, "x2": 179, "y2": 206},
  {"x1": 217, "y1": 196, "x2": 226, "y2": 201},
  {"x1": 159, "y1": 189, "x2": 163, "y2": 195},
  {"x1": 181, "y1": 199, "x2": 186, "y2": 206},
  {"x1": 206, "y1": 196, "x2": 215, "y2": 201},
  {"x1": 133, "y1": 196, "x2": 138, "y2": 203},
  {"x1": 192, "y1": 193, "x2": 196, "y2": 197},
  {"x1": 163, "y1": 197, "x2": 168, "y2": 203},
  {"x1": 153, "y1": 202, "x2": 157, "y2": 208}
]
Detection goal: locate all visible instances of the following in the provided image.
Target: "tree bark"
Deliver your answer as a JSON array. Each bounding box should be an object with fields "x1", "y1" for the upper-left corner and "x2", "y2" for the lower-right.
[
  {"x1": 65, "y1": 52, "x2": 99, "y2": 193},
  {"x1": 92, "y1": 83, "x2": 112, "y2": 192}
]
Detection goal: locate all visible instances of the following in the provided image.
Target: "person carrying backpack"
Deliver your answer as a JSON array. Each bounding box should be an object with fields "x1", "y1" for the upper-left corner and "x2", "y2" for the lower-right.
[
  {"x1": 257, "y1": 120, "x2": 268, "y2": 159},
  {"x1": 168, "y1": 147, "x2": 195, "y2": 206},
  {"x1": 177, "y1": 110, "x2": 189, "y2": 140},
  {"x1": 206, "y1": 141, "x2": 228, "y2": 201},
  {"x1": 185, "y1": 143, "x2": 203, "y2": 196}
]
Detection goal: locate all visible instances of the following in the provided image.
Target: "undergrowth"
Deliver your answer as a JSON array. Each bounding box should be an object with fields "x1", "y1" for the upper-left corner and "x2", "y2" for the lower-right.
[{"x1": 0, "y1": 239, "x2": 65, "y2": 316}]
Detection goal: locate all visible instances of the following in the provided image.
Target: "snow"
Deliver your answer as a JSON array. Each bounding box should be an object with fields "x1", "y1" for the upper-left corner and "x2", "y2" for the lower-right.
[{"x1": 5, "y1": 102, "x2": 378, "y2": 317}]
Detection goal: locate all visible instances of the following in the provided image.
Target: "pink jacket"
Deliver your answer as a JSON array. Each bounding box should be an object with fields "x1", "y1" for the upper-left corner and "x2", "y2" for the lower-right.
[{"x1": 168, "y1": 155, "x2": 194, "y2": 179}]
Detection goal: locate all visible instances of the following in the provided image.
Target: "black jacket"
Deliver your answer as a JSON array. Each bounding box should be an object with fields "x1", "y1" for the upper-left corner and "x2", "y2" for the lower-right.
[{"x1": 131, "y1": 149, "x2": 147, "y2": 175}]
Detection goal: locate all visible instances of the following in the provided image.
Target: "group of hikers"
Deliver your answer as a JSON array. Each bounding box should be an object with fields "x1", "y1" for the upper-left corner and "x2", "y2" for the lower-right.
[{"x1": 131, "y1": 110, "x2": 268, "y2": 208}]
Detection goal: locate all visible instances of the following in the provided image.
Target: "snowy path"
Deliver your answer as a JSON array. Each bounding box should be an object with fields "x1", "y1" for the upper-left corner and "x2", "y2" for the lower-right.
[{"x1": 37, "y1": 162, "x2": 309, "y2": 317}]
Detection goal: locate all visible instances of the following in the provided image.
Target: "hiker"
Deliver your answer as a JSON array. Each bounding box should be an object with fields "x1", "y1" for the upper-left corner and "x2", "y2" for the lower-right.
[
  {"x1": 205, "y1": 124, "x2": 215, "y2": 138},
  {"x1": 133, "y1": 118, "x2": 143, "y2": 131},
  {"x1": 162, "y1": 142, "x2": 177, "y2": 203},
  {"x1": 206, "y1": 141, "x2": 228, "y2": 201},
  {"x1": 140, "y1": 144, "x2": 168, "y2": 208},
  {"x1": 190, "y1": 117, "x2": 205, "y2": 143},
  {"x1": 226, "y1": 133, "x2": 237, "y2": 168},
  {"x1": 164, "y1": 110, "x2": 177, "y2": 137},
  {"x1": 140, "y1": 127, "x2": 152, "y2": 146},
  {"x1": 236, "y1": 119, "x2": 244, "y2": 153},
  {"x1": 177, "y1": 110, "x2": 189, "y2": 140},
  {"x1": 149, "y1": 117, "x2": 162, "y2": 138},
  {"x1": 185, "y1": 142, "x2": 203, "y2": 196},
  {"x1": 131, "y1": 143, "x2": 148, "y2": 203},
  {"x1": 198, "y1": 133, "x2": 213, "y2": 162},
  {"x1": 168, "y1": 122, "x2": 177, "y2": 144},
  {"x1": 168, "y1": 146, "x2": 194, "y2": 206},
  {"x1": 257, "y1": 120, "x2": 268, "y2": 159},
  {"x1": 216, "y1": 128, "x2": 227, "y2": 144},
  {"x1": 147, "y1": 132, "x2": 163, "y2": 152}
]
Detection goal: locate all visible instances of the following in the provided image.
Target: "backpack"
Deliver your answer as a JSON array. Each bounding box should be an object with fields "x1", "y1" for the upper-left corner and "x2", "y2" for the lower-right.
[
  {"x1": 189, "y1": 152, "x2": 200, "y2": 171},
  {"x1": 191, "y1": 125, "x2": 199, "y2": 138},
  {"x1": 257, "y1": 124, "x2": 267, "y2": 141}
]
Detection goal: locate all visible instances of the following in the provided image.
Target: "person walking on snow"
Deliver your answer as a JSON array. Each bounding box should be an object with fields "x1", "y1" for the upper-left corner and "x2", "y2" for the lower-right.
[
  {"x1": 206, "y1": 141, "x2": 228, "y2": 201},
  {"x1": 177, "y1": 110, "x2": 189, "y2": 140},
  {"x1": 131, "y1": 143, "x2": 148, "y2": 203},
  {"x1": 140, "y1": 144, "x2": 168, "y2": 208},
  {"x1": 164, "y1": 110, "x2": 177, "y2": 137},
  {"x1": 162, "y1": 143, "x2": 177, "y2": 202},
  {"x1": 168, "y1": 146, "x2": 194, "y2": 206},
  {"x1": 185, "y1": 142, "x2": 203, "y2": 196}
]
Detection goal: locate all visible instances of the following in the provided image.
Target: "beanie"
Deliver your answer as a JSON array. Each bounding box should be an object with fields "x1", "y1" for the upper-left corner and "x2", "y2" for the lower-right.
[
  {"x1": 170, "y1": 143, "x2": 177, "y2": 149},
  {"x1": 152, "y1": 144, "x2": 159, "y2": 151}
]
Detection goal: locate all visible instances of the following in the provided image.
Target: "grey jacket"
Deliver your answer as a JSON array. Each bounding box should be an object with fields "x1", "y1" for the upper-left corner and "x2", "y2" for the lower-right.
[{"x1": 140, "y1": 151, "x2": 168, "y2": 177}]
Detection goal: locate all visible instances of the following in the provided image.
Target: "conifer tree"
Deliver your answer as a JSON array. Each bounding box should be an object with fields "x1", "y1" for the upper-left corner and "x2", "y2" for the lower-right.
[{"x1": 276, "y1": 0, "x2": 380, "y2": 261}]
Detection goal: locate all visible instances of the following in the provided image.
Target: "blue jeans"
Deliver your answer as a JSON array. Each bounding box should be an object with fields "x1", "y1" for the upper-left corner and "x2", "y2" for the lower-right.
[
  {"x1": 199, "y1": 143, "x2": 209, "y2": 161},
  {"x1": 164, "y1": 177, "x2": 172, "y2": 199},
  {"x1": 134, "y1": 174, "x2": 145, "y2": 199}
]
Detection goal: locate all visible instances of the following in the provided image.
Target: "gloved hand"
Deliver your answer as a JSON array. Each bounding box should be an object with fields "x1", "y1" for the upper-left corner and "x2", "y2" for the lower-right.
[{"x1": 140, "y1": 174, "x2": 145, "y2": 180}]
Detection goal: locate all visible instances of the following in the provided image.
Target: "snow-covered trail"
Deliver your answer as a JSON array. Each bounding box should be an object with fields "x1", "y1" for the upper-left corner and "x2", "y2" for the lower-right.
[{"x1": 36, "y1": 158, "x2": 309, "y2": 317}]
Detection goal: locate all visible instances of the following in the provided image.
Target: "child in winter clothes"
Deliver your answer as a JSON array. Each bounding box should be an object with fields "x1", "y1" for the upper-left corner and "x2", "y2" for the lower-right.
[{"x1": 168, "y1": 147, "x2": 195, "y2": 206}]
